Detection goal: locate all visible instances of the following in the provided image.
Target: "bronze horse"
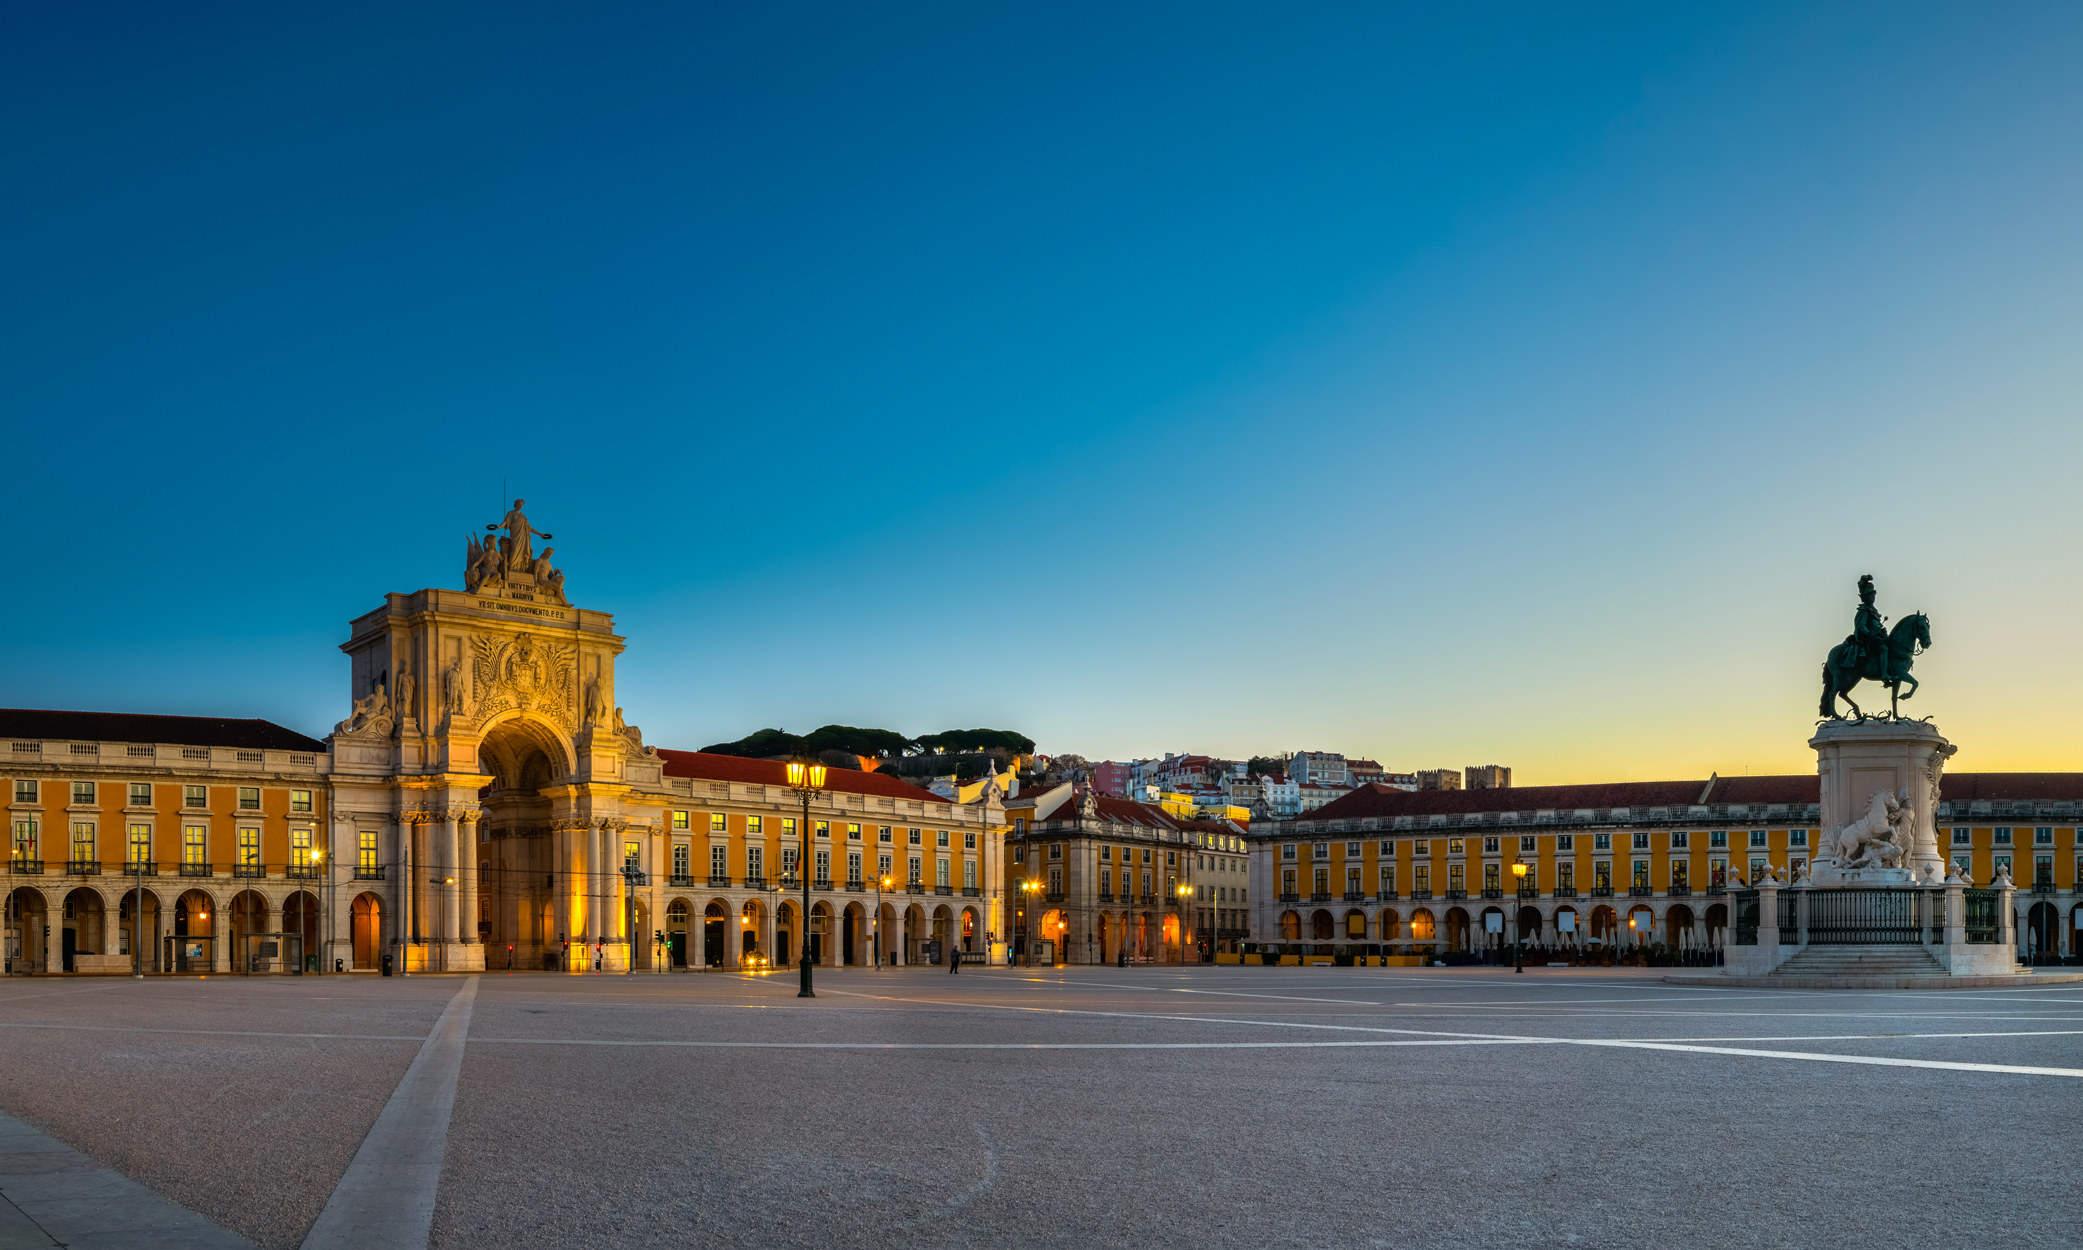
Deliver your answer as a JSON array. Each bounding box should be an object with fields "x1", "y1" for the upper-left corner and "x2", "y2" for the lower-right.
[{"x1": 1820, "y1": 612, "x2": 1929, "y2": 719}]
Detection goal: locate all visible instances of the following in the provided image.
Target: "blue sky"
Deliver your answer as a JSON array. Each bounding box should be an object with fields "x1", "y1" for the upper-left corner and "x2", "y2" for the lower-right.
[{"x1": 5, "y1": 4, "x2": 2081, "y2": 780}]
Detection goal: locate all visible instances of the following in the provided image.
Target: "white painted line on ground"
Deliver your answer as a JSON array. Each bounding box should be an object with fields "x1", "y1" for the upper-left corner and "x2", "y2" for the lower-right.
[
  {"x1": 300, "y1": 976, "x2": 479, "y2": 1250},
  {"x1": 468, "y1": 1037, "x2": 1532, "y2": 1049},
  {"x1": 1572, "y1": 1038, "x2": 2083, "y2": 1077}
]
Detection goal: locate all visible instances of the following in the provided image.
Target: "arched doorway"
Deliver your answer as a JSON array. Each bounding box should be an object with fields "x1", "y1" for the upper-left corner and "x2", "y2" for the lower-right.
[
  {"x1": 741, "y1": 898, "x2": 766, "y2": 966},
  {"x1": 8, "y1": 889, "x2": 48, "y2": 974},
  {"x1": 1096, "y1": 912, "x2": 1112, "y2": 963},
  {"x1": 1627, "y1": 905, "x2": 1655, "y2": 946},
  {"x1": 61, "y1": 887, "x2": 106, "y2": 973},
  {"x1": 961, "y1": 907, "x2": 979, "y2": 956},
  {"x1": 1409, "y1": 908, "x2": 1436, "y2": 942},
  {"x1": 1444, "y1": 907, "x2": 1470, "y2": 951},
  {"x1": 351, "y1": 892, "x2": 384, "y2": 969},
  {"x1": 778, "y1": 901, "x2": 799, "y2": 966},
  {"x1": 876, "y1": 901, "x2": 897, "y2": 966},
  {"x1": 1279, "y1": 910, "x2": 1300, "y2": 940},
  {"x1": 842, "y1": 902, "x2": 864, "y2": 965},
  {"x1": 1379, "y1": 909, "x2": 1402, "y2": 943},
  {"x1": 902, "y1": 903, "x2": 924, "y2": 965},
  {"x1": 666, "y1": 898, "x2": 690, "y2": 968},
  {"x1": 173, "y1": 890, "x2": 214, "y2": 972},
  {"x1": 704, "y1": 901, "x2": 728, "y2": 968},
  {"x1": 1554, "y1": 905, "x2": 1579, "y2": 947},
  {"x1": 812, "y1": 902, "x2": 835, "y2": 966},
  {"x1": 931, "y1": 905, "x2": 953, "y2": 962},
  {"x1": 1342, "y1": 909, "x2": 1366, "y2": 940},
  {"x1": 1479, "y1": 907, "x2": 1504, "y2": 952},
  {"x1": 1515, "y1": 906, "x2": 1541, "y2": 943},
  {"x1": 2027, "y1": 901, "x2": 2059, "y2": 960},
  {"x1": 1704, "y1": 903, "x2": 1728, "y2": 949},
  {"x1": 1589, "y1": 904, "x2": 1618, "y2": 947},
  {"x1": 230, "y1": 890, "x2": 269, "y2": 973},
  {"x1": 1039, "y1": 909, "x2": 1065, "y2": 965},
  {"x1": 282, "y1": 891, "x2": 319, "y2": 973},
  {"x1": 118, "y1": 888, "x2": 162, "y2": 973},
  {"x1": 1161, "y1": 912, "x2": 1179, "y2": 961},
  {"x1": 1310, "y1": 909, "x2": 1333, "y2": 941},
  {"x1": 1666, "y1": 904, "x2": 1696, "y2": 951}
]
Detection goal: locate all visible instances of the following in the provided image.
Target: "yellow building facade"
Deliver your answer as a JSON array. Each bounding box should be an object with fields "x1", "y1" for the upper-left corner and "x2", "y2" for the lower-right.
[{"x1": 1251, "y1": 775, "x2": 2083, "y2": 959}]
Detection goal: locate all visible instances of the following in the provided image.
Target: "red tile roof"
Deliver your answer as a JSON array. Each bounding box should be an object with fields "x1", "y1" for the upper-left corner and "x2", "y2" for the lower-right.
[
  {"x1": 0, "y1": 709, "x2": 327, "y2": 752},
  {"x1": 656, "y1": 750, "x2": 948, "y2": 803},
  {"x1": 1291, "y1": 771, "x2": 2083, "y2": 823}
]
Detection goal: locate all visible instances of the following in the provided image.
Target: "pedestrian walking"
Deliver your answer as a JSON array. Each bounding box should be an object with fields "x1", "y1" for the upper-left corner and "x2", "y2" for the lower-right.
[{"x1": 948, "y1": 948, "x2": 961, "y2": 974}]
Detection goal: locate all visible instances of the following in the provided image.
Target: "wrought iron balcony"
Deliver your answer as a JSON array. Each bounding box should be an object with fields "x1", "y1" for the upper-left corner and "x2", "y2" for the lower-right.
[
  {"x1": 622, "y1": 869, "x2": 650, "y2": 886},
  {"x1": 1517, "y1": 886, "x2": 1540, "y2": 899},
  {"x1": 1481, "y1": 887, "x2": 1502, "y2": 899},
  {"x1": 354, "y1": 864, "x2": 385, "y2": 880},
  {"x1": 962, "y1": 887, "x2": 981, "y2": 897},
  {"x1": 1552, "y1": 885, "x2": 1577, "y2": 898},
  {"x1": 66, "y1": 860, "x2": 100, "y2": 876},
  {"x1": 284, "y1": 864, "x2": 320, "y2": 880},
  {"x1": 116, "y1": 861, "x2": 158, "y2": 877},
  {"x1": 743, "y1": 875, "x2": 766, "y2": 889},
  {"x1": 1705, "y1": 884, "x2": 1727, "y2": 895},
  {"x1": 179, "y1": 862, "x2": 214, "y2": 877},
  {"x1": 906, "y1": 882, "x2": 926, "y2": 894},
  {"x1": 1375, "y1": 890, "x2": 1399, "y2": 902},
  {"x1": 669, "y1": 873, "x2": 696, "y2": 887},
  {"x1": 1097, "y1": 892, "x2": 1114, "y2": 902},
  {"x1": 1310, "y1": 892, "x2": 1331, "y2": 902},
  {"x1": 1590, "y1": 884, "x2": 1614, "y2": 897},
  {"x1": 1278, "y1": 892, "x2": 1299, "y2": 902},
  {"x1": 1140, "y1": 894, "x2": 1157, "y2": 905},
  {"x1": 1044, "y1": 892, "x2": 1064, "y2": 903},
  {"x1": 1409, "y1": 889, "x2": 1433, "y2": 901},
  {"x1": 845, "y1": 880, "x2": 866, "y2": 891},
  {"x1": 1444, "y1": 889, "x2": 1467, "y2": 900},
  {"x1": 2032, "y1": 881, "x2": 2058, "y2": 895},
  {"x1": 233, "y1": 862, "x2": 266, "y2": 879},
  {"x1": 935, "y1": 884, "x2": 953, "y2": 896},
  {"x1": 1629, "y1": 885, "x2": 1654, "y2": 897},
  {"x1": 708, "y1": 875, "x2": 732, "y2": 887},
  {"x1": 1667, "y1": 884, "x2": 1692, "y2": 897},
  {"x1": 1343, "y1": 891, "x2": 1366, "y2": 902},
  {"x1": 8, "y1": 859, "x2": 42, "y2": 875},
  {"x1": 813, "y1": 878, "x2": 834, "y2": 891}
]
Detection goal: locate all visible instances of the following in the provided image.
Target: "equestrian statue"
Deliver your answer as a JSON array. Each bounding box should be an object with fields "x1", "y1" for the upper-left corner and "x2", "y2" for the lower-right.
[{"x1": 1819, "y1": 574, "x2": 1930, "y2": 719}]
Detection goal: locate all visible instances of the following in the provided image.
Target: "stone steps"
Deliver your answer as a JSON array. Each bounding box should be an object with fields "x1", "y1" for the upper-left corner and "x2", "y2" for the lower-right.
[{"x1": 1775, "y1": 944, "x2": 1945, "y2": 976}]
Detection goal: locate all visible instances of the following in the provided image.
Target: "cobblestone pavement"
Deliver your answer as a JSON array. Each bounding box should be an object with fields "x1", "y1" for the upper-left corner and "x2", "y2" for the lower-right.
[{"x1": 1, "y1": 966, "x2": 2079, "y2": 1249}]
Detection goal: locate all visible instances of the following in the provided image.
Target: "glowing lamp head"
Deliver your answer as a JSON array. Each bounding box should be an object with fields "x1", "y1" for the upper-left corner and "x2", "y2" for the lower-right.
[
  {"x1": 786, "y1": 760, "x2": 828, "y2": 790},
  {"x1": 1512, "y1": 862, "x2": 1527, "y2": 880}
]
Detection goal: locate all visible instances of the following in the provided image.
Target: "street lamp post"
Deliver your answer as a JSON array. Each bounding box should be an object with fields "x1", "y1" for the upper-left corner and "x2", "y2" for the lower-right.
[
  {"x1": 1175, "y1": 881, "x2": 1191, "y2": 963},
  {"x1": 874, "y1": 874, "x2": 891, "y2": 968},
  {"x1": 785, "y1": 759, "x2": 827, "y2": 998},
  {"x1": 1511, "y1": 860, "x2": 1528, "y2": 973},
  {"x1": 1020, "y1": 878, "x2": 1039, "y2": 966}
]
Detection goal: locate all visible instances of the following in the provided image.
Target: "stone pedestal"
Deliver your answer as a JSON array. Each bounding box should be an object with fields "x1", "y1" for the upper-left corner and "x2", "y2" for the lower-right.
[{"x1": 1807, "y1": 719, "x2": 1955, "y2": 885}]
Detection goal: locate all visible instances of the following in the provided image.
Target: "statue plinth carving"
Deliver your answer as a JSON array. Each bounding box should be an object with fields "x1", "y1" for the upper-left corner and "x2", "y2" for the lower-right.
[{"x1": 1807, "y1": 717, "x2": 1952, "y2": 887}]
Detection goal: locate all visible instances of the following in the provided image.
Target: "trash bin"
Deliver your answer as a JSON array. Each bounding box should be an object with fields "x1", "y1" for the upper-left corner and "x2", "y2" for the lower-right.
[{"x1": 381, "y1": 953, "x2": 394, "y2": 977}]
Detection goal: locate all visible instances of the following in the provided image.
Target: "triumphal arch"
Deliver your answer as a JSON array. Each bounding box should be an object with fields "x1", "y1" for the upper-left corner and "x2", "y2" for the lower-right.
[{"x1": 329, "y1": 501, "x2": 668, "y2": 972}]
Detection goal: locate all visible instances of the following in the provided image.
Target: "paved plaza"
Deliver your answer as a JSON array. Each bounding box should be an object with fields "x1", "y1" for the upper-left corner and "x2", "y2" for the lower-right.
[{"x1": 0, "y1": 967, "x2": 2078, "y2": 1248}]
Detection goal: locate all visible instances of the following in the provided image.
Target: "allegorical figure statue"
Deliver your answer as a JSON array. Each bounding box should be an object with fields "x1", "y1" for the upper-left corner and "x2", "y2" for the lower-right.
[
  {"x1": 502, "y1": 499, "x2": 536, "y2": 572},
  {"x1": 465, "y1": 500, "x2": 559, "y2": 595},
  {"x1": 1819, "y1": 573, "x2": 1931, "y2": 719}
]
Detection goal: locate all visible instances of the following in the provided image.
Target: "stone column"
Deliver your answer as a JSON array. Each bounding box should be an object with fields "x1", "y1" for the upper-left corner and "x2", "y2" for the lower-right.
[
  {"x1": 457, "y1": 811, "x2": 480, "y2": 954},
  {"x1": 439, "y1": 811, "x2": 461, "y2": 953}
]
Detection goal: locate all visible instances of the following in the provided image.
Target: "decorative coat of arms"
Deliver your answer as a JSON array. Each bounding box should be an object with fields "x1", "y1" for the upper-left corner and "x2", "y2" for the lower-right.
[{"x1": 466, "y1": 633, "x2": 577, "y2": 731}]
